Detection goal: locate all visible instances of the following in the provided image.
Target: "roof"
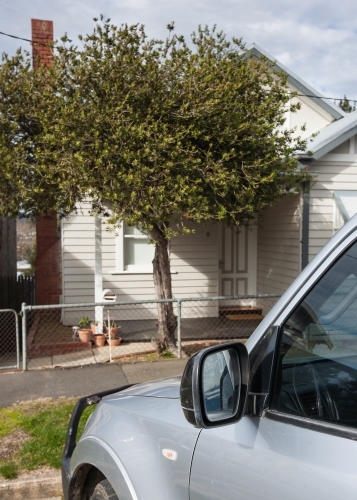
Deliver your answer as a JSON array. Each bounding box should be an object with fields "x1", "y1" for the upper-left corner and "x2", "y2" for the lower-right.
[
  {"x1": 297, "y1": 109, "x2": 357, "y2": 161},
  {"x1": 244, "y1": 43, "x2": 356, "y2": 165},
  {"x1": 245, "y1": 43, "x2": 345, "y2": 121}
]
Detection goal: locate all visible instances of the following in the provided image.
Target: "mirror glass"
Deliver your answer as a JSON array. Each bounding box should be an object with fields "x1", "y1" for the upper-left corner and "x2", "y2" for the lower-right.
[{"x1": 202, "y1": 348, "x2": 240, "y2": 421}]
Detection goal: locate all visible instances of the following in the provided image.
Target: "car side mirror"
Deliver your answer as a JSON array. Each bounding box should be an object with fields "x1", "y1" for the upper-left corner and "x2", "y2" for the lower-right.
[{"x1": 180, "y1": 342, "x2": 249, "y2": 428}]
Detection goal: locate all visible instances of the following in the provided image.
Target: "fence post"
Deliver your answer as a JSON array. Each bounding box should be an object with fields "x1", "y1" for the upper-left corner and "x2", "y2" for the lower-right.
[
  {"x1": 15, "y1": 311, "x2": 20, "y2": 370},
  {"x1": 177, "y1": 299, "x2": 182, "y2": 359},
  {"x1": 21, "y1": 303, "x2": 27, "y2": 371}
]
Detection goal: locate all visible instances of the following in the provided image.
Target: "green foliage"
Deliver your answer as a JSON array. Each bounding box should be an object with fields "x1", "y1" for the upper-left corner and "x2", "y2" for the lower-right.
[
  {"x1": 0, "y1": 407, "x2": 23, "y2": 437},
  {"x1": 339, "y1": 95, "x2": 356, "y2": 113},
  {"x1": 0, "y1": 462, "x2": 17, "y2": 479},
  {"x1": 0, "y1": 399, "x2": 95, "y2": 479},
  {"x1": 19, "y1": 402, "x2": 78, "y2": 470},
  {"x1": 78, "y1": 316, "x2": 91, "y2": 328},
  {"x1": 0, "y1": 19, "x2": 308, "y2": 235},
  {"x1": 160, "y1": 350, "x2": 177, "y2": 358}
]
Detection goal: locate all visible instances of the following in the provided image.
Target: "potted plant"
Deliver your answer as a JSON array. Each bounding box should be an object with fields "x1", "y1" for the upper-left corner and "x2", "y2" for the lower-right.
[
  {"x1": 107, "y1": 333, "x2": 122, "y2": 346},
  {"x1": 78, "y1": 316, "x2": 92, "y2": 343},
  {"x1": 90, "y1": 320, "x2": 107, "y2": 347},
  {"x1": 105, "y1": 317, "x2": 122, "y2": 346},
  {"x1": 90, "y1": 321, "x2": 107, "y2": 335},
  {"x1": 93, "y1": 332, "x2": 106, "y2": 347},
  {"x1": 90, "y1": 320, "x2": 99, "y2": 335}
]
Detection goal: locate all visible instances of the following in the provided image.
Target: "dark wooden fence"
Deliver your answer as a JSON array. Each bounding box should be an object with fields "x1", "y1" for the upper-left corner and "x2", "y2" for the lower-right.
[
  {"x1": 0, "y1": 275, "x2": 35, "y2": 312},
  {"x1": 0, "y1": 276, "x2": 35, "y2": 356}
]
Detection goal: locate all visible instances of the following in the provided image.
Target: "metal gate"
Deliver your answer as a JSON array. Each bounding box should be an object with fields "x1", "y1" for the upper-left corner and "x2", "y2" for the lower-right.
[{"x1": 0, "y1": 309, "x2": 20, "y2": 370}]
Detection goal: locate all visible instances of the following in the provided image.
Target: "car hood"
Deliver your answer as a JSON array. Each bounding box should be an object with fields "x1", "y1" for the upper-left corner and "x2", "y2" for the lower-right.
[{"x1": 118, "y1": 375, "x2": 182, "y2": 399}]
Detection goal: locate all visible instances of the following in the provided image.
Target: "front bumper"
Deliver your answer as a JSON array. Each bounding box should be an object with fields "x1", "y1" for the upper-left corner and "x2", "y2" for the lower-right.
[{"x1": 61, "y1": 384, "x2": 134, "y2": 500}]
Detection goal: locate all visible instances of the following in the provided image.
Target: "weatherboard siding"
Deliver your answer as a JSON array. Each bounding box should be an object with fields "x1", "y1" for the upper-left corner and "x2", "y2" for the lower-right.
[
  {"x1": 308, "y1": 137, "x2": 357, "y2": 260},
  {"x1": 62, "y1": 203, "x2": 96, "y2": 304},
  {"x1": 62, "y1": 213, "x2": 219, "y2": 318},
  {"x1": 257, "y1": 195, "x2": 301, "y2": 295},
  {"x1": 288, "y1": 83, "x2": 335, "y2": 140}
]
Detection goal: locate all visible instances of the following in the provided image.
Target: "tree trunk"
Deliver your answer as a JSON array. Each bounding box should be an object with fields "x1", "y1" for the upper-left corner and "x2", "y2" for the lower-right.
[{"x1": 150, "y1": 224, "x2": 177, "y2": 352}]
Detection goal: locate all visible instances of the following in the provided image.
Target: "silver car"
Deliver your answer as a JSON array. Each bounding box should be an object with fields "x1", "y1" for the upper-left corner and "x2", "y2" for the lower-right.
[{"x1": 62, "y1": 215, "x2": 357, "y2": 500}]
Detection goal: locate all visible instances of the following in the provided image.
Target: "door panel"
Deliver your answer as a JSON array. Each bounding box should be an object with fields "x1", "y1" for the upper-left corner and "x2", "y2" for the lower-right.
[
  {"x1": 220, "y1": 225, "x2": 257, "y2": 296},
  {"x1": 189, "y1": 416, "x2": 357, "y2": 500}
]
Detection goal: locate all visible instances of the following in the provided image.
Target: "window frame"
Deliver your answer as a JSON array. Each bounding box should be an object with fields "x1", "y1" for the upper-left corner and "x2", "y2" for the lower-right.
[
  {"x1": 114, "y1": 224, "x2": 155, "y2": 274},
  {"x1": 273, "y1": 231, "x2": 357, "y2": 328},
  {"x1": 264, "y1": 234, "x2": 357, "y2": 440}
]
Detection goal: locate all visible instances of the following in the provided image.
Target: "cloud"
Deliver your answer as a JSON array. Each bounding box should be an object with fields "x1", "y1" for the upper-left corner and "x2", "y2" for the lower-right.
[{"x1": 1, "y1": 0, "x2": 357, "y2": 101}]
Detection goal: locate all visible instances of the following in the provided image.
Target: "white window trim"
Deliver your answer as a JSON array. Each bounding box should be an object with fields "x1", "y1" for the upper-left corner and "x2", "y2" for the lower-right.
[
  {"x1": 110, "y1": 225, "x2": 177, "y2": 275},
  {"x1": 112, "y1": 225, "x2": 154, "y2": 274}
]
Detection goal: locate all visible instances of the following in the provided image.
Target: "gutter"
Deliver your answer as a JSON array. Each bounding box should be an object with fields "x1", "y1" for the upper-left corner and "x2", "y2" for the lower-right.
[{"x1": 301, "y1": 181, "x2": 310, "y2": 270}]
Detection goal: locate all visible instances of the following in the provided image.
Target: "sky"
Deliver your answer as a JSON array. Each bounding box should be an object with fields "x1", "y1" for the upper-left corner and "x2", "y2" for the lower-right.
[{"x1": 1, "y1": 0, "x2": 357, "y2": 103}]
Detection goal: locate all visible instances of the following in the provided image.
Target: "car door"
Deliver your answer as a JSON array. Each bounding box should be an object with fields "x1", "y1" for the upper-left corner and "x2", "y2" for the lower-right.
[{"x1": 189, "y1": 239, "x2": 357, "y2": 500}]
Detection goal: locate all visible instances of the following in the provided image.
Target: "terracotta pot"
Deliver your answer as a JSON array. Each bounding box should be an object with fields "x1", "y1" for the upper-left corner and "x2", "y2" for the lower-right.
[
  {"x1": 78, "y1": 328, "x2": 92, "y2": 343},
  {"x1": 93, "y1": 334, "x2": 106, "y2": 347},
  {"x1": 108, "y1": 326, "x2": 121, "y2": 337},
  {"x1": 108, "y1": 337, "x2": 122, "y2": 346},
  {"x1": 91, "y1": 324, "x2": 107, "y2": 335}
]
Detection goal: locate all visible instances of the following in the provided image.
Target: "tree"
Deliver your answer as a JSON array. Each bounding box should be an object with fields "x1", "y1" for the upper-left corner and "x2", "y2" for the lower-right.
[
  {"x1": 0, "y1": 18, "x2": 308, "y2": 351},
  {"x1": 339, "y1": 95, "x2": 356, "y2": 113}
]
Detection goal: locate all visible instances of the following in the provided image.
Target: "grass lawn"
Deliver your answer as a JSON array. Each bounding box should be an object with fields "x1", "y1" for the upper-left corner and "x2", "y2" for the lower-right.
[
  {"x1": 0, "y1": 397, "x2": 95, "y2": 480},
  {"x1": 0, "y1": 349, "x2": 192, "y2": 481}
]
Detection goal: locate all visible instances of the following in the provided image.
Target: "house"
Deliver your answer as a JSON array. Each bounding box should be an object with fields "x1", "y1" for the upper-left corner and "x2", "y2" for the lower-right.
[{"x1": 58, "y1": 44, "x2": 357, "y2": 317}]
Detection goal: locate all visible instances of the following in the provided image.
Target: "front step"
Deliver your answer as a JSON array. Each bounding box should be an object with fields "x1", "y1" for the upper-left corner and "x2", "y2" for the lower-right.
[
  {"x1": 219, "y1": 305, "x2": 263, "y2": 315},
  {"x1": 219, "y1": 305, "x2": 264, "y2": 322},
  {"x1": 226, "y1": 313, "x2": 264, "y2": 321}
]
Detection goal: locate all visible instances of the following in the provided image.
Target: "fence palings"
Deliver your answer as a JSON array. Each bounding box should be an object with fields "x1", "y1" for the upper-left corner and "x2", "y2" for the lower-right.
[{"x1": 0, "y1": 275, "x2": 35, "y2": 311}]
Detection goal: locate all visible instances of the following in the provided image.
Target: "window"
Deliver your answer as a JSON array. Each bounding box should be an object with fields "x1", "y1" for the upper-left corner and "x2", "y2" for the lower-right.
[
  {"x1": 272, "y1": 240, "x2": 357, "y2": 428},
  {"x1": 116, "y1": 224, "x2": 155, "y2": 272},
  {"x1": 333, "y1": 191, "x2": 357, "y2": 232}
]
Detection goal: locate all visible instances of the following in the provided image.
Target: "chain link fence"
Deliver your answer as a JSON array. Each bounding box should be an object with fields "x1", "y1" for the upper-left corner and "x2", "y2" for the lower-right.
[
  {"x1": 19, "y1": 294, "x2": 280, "y2": 370},
  {"x1": 0, "y1": 309, "x2": 20, "y2": 370}
]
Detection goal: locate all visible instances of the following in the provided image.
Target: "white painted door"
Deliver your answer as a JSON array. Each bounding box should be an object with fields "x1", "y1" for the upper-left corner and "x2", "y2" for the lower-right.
[{"x1": 219, "y1": 225, "x2": 257, "y2": 296}]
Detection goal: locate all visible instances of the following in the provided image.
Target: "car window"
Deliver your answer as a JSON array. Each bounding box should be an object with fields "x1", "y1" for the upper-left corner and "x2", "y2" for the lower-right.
[{"x1": 272, "y1": 240, "x2": 357, "y2": 428}]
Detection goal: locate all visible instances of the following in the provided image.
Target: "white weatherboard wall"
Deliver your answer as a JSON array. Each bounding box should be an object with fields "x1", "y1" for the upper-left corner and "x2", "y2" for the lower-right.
[
  {"x1": 62, "y1": 203, "x2": 96, "y2": 304},
  {"x1": 257, "y1": 195, "x2": 301, "y2": 295},
  {"x1": 289, "y1": 83, "x2": 335, "y2": 140},
  {"x1": 256, "y1": 134, "x2": 357, "y2": 296},
  {"x1": 170, "y1": 222, "x2": 219, "y2": 318},
  {"x1": 61, "y1": 203, "x2": 96, "y2": 326},
  {"x1": 308, "y1": 134, "x2": 357, "y2": 261},
  {"x1": 254, "y1": 80, "x2": 338, "y2": 296},
  {"x1": 62, "y1": 213, "x2": 219, "y2": 322}
]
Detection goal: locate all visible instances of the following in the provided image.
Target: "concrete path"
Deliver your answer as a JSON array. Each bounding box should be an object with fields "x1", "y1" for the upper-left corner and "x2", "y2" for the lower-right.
[
  {"x1": 0, "y1": 358, "x2": 188, "y2": 407},
  {"x1": 27, "y1": 341, "x2": 157, "y2": 370}
]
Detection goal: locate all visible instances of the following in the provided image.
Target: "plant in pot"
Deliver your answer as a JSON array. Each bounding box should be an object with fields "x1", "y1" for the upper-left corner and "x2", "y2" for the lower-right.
[
  {"x1": 91, "y1": 321, "x2": 106, "y2": 347},
  {"x1": 78, "y1": 316, "x2": 92, "y2": 343},
  {"x1": 105, "y1": 317, "x2": 122, "y2": 346},
  {"x1": 90, "y1": 321, "x2": 108, "y2": 335}
]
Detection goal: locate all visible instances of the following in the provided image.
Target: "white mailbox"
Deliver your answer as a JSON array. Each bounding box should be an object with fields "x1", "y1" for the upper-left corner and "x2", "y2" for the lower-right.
[{"x1": 102, "y1": 289, "x2": 117, "y2": 302}]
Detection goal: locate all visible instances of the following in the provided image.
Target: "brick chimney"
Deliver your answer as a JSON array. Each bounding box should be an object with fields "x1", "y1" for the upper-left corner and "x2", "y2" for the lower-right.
[
  {"x1": 31, "y1": 19, "x2": 54, "y2": 69},
  {"x1": 32, "y1": 19, "x2": 62, "y2": 305}
]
